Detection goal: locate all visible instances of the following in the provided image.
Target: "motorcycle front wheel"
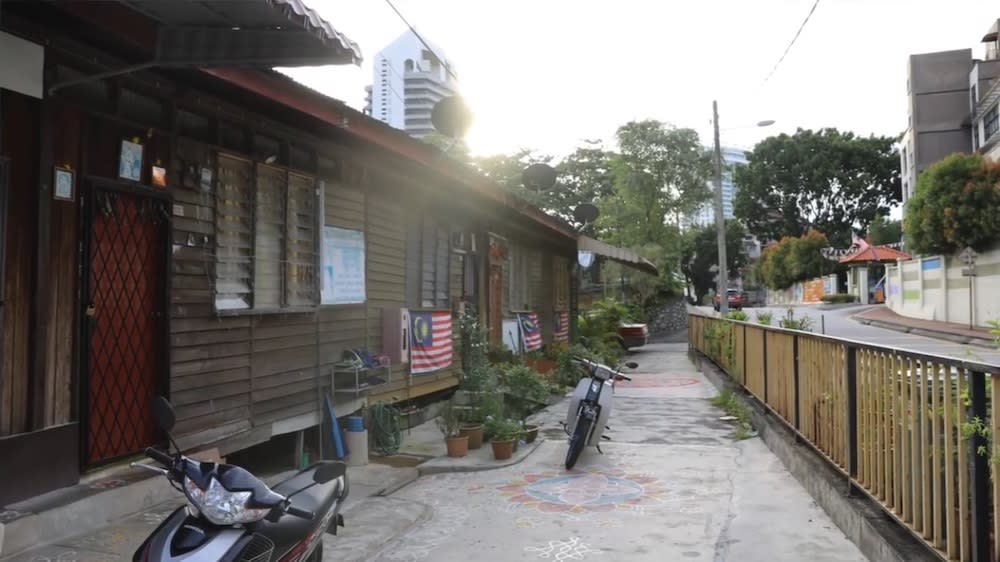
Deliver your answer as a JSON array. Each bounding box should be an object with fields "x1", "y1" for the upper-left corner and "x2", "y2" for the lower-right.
[{"x1": 565, "y1": 417, "x2": 591, "y2": 469}]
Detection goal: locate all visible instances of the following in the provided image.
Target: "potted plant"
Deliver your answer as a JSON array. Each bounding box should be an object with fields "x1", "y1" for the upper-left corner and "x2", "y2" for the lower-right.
[
  {"x1": 486, "y1": 417, "x2": 523, "y2": 461},
  {"x1": 437, "y1": 399, "x2": 468, "y2": 458}
]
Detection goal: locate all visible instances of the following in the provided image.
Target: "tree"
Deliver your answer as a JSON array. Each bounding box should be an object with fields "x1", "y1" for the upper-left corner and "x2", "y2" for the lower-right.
[
  {"x1": 757, "y1": 230, "x2": 830, "y2": 289},
  {"x1": 733, "y1": 128, "x2": 901, "y2": 247},
  {"x1": 680, "y1": 221, "x2": 749, "y2": 303},
  {"x1": 868, "y1": 215, "x2": 902, "y2": 246},
  {"x1": 420, "y1": 132, "x2": 471, "y2": 162},
  {"x1": 904, "y1": 153, "x2": 1000, "y2": 255}
]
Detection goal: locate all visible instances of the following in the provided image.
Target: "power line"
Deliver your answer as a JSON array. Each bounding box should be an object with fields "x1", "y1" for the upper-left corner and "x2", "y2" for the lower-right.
[
  {"x1": 762, "y1": 0, "x2": 821, "y2": 85},
  {"x1": 382, "y1": 0, "x2": 460, "y2": 83}
]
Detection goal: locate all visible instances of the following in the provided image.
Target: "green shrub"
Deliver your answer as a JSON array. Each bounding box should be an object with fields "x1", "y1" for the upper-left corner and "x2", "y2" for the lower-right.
[
  {"x1": 725, "y1": 310, "x2": 749, "y2": 321},
  {"x1": 755, "y1": 311, "x2": 773, "y2": 326},
  {"x1": 779, "y1": 308, "x2": 813, "y2": 331},
  {"x1": 820, "y1": 293, "x2": 857, "y2": 304}
]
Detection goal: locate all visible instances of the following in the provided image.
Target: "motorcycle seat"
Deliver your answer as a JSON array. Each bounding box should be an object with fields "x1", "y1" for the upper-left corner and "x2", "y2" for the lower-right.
[{"x1": 253, "y1": 463, "x2": 346, "y2": 556}]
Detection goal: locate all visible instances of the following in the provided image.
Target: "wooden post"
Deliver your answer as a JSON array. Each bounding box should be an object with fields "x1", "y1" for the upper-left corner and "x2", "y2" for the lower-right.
[
  {"x1": 969, "y1": 370, "x2": 990, "y2": 562},
  {"x1": 793, "y1": 336, "x2": 801, "y2": 431},
  {"x1": 846, "y1": 346, "x2": 859, "y2": 486}
]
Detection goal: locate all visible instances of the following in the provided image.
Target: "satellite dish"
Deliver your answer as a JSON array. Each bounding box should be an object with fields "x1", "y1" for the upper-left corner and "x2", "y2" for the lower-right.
[
  {"x1": 578, "y1": 251, "x2": 595, "y2": 269},
  {"x1": 431, "y1": 96, "x2": 473, "y2": 138},
  {"x1": 522, "y1": 163, "x2": 557, "y2": 191},
  {"x1": 573, "y1": 203, "x2": 600, "y2": 225}
]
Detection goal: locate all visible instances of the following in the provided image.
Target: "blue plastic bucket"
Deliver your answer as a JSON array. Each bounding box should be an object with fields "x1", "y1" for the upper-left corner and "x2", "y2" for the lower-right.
[{"x1": 345, "y1": 416, "x2": 365, "y2": 432}]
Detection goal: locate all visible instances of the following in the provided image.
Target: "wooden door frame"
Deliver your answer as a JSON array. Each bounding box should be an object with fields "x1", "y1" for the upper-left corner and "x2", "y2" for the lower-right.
[{"x1": 77, "y1": 176, "x2": 172, "y2": 468}]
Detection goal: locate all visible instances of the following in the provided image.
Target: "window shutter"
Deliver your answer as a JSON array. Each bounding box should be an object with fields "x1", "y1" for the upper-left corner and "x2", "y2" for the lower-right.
[
  {"x1": 215, "y1": 154, "x2": 253, "y2": 310},
  {"x1": 405, "y1": 216, "x2": 421, "y2": 308},
  {"x1": 254, "y1": 164, "x2": 285, "y2": 309},
  {"x1": 435, "y1": 226, "x2": 449, "y2": 306},
  {"x1": 420, "y1": 217, "x2": 436, "y2": 307},
  {"x1": 285, "y1": 172, "x2": 317, "y2": 307}
]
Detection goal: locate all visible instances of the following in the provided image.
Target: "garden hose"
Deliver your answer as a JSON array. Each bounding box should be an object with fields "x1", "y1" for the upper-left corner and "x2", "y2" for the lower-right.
[{"x1": 370, "y1": 401, "x2": 403, "y2": 456}]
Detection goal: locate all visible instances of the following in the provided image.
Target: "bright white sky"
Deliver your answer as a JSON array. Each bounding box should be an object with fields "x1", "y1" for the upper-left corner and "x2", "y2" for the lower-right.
[{"x1": 283, "y1": 0, "x2": 998, "y2": 159}]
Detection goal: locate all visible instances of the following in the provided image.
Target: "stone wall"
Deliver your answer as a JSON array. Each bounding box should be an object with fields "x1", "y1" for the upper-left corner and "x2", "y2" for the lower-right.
[{"x1": 648, "y1": 296, "x2": 689, "y2": 335}]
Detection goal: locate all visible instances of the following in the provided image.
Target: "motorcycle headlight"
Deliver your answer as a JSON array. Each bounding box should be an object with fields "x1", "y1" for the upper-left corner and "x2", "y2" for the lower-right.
[{"x1": 183, "y1": 477, "x2": 272, "y2": 525}]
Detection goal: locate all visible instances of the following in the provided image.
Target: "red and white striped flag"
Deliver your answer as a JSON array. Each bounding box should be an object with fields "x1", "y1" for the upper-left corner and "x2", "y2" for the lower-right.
[
  {"x1": 553, "y1": 311, "x2": 570, "y2": 342},
  {"x1": 518, "y1": 312, "x2": 543, "y2": 352},
  {"x1": 410, "y1": 311, "x2": 453, "y2": 374}
]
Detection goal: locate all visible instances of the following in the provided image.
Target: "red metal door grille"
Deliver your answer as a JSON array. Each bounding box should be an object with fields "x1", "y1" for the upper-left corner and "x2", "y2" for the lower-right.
[{"x1": 84, "y1": 186, "x2": 168, "y2": 466}]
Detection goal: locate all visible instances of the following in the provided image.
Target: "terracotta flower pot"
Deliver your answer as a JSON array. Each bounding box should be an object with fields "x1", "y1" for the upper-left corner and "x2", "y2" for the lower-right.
[
  {"x1": 459, "y1": 424, "x2": 484, "y2": 449},
  {"x1": 491, "y1": 438, "x2": 516, "y2": 460},
  {"x1": 446, "y1": 435, "x2": 469, "y2": 458},
  {"x1": 523, "y1": 424, "x2": 539, "y2": 444}
]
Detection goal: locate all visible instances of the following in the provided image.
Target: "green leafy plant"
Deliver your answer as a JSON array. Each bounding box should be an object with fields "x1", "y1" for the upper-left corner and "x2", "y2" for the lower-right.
[
  {"x1": 485, "y1": 417, "x2": 523, "y2": 442},
  {"x1": 711, "y1": 387, "x2": 754, "y2": 440},
  {"x1": 501, "y1": 364, "x2": 550, "y2": 421},
  {"x1": 436, "y1": 399, "x2": 462, "y2": 438},
  {"x1": 779, "y1": 307, "x2": 813, "y2": 332},
  {"x1": 726, "y1": 310, "x2": 749, "y2": 321},
  {"x1": 755, "y1": 310, "x2": 773, "y2": 326}
]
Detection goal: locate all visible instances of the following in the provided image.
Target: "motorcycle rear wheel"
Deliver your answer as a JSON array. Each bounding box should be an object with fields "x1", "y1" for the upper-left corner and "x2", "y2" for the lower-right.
[{"x1": 565, "y1": 417, "x2": 591, "y2": 469}]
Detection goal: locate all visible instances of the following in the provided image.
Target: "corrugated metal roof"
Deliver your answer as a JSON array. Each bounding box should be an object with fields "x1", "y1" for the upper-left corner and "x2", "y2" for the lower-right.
[
  {"x1": 270, "y1": 0, "x2": 362, "y2": 64},
  {"x1": 578, "y1": 236, "x2": 660, "y2": 276}
]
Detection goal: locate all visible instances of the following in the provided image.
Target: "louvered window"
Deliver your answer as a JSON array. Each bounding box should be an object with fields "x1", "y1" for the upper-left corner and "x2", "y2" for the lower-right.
[
  {"x1": 215, "y1": 154, "x2": 318, "y2": 312},
  {"x1": 406, "y1": 215, "x2": 450, "y2": 309}
]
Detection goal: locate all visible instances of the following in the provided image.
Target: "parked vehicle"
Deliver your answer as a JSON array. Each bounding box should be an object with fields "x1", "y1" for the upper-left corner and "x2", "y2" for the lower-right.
[
  {"x1": 562, "y1": 357, "x2": 637, "y2": 469},
  {"x1": 130, "y1": 397, "x2": 347, "y2": 561},
  {"x1": 617, "y1": 323, "x2": 649, "y2": 350},
  {"x1": 713, "y1": 289, "x2": 744, "y2": 311}
]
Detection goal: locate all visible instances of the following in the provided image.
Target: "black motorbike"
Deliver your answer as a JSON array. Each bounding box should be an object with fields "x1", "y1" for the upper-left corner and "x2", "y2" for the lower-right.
[
  {"x1": 562, "y1": 356, "x2": 637, "y2": 469},
  {"x1": 130, "y1": 397, "x2": 348, "y2": 562}
]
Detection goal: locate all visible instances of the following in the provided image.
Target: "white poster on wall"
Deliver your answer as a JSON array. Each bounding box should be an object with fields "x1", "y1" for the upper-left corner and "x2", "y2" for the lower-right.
[{"x1": 321, "y1": 226, "x2": 366, "y2": 304}]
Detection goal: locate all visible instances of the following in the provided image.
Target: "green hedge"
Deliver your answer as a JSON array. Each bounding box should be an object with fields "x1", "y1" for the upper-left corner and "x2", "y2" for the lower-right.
[{"x1": 820, "y1": 293, "x2": 857, "y2": 304}]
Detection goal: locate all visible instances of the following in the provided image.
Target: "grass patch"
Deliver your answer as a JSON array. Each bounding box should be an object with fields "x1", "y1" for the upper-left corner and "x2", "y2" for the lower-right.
[{"x1": 711, "y1": 387, "x2": 755, "y2": 440}]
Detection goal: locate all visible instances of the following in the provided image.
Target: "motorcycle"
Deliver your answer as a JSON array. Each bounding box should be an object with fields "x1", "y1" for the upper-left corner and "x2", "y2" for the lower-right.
[
  {"x1": 130, "y1": 396, "x2": 348, "y2": 561},
  {"x1": 562, "y1": 356, "x2": 638, "y2": 469}
]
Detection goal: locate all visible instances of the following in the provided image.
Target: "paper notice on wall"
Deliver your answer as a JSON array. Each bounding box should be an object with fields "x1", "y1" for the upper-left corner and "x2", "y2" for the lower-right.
[{"x1": 321, "y1": 226, "x2": 366, "y2": 304}]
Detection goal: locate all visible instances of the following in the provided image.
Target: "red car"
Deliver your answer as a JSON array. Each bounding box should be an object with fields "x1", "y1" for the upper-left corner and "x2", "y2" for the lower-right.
[
  {"x1": 714, "y1": 289, "x2": 744, "y2": 311},
  {"x1": 617, "y1": 323, "x2": 649, "y2": 350}
]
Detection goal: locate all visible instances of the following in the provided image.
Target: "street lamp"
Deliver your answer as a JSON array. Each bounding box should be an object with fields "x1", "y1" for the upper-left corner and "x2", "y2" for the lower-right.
[{"x1": 712, "y1": 101, "x2": 774, "y2": 314}]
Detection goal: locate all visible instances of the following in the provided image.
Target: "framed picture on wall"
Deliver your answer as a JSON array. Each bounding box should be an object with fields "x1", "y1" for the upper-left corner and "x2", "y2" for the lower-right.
[
  {"x1": 53, "y1": 166, "x2": 74, "y2": 201},
  {"x1": 118, "y1": 139, "x2": 143, "y2": 182}
]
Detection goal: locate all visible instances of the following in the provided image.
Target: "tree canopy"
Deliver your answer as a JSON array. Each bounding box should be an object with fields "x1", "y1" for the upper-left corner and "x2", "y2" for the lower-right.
[
  {"x1": 679, "y1": 221, "x2": 749, "y2": 303},
  {"x1": 733, "y1": 128, "x2": 901, "y2": 247},
  {"x1": 868, "y1": 215, "x2": 902, "y2": 246},
  {"x1": 757, "y1": 230, "x2": 830, "y2": 290},
  {"x1": 904, "y1": 153, "x2": 1000, "y2": 255}
]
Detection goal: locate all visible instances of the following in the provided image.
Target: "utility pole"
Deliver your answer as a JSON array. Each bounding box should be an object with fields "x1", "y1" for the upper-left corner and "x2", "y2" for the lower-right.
[{"x1": 712, "y1": 100, "x2": 729, "y2": 315}]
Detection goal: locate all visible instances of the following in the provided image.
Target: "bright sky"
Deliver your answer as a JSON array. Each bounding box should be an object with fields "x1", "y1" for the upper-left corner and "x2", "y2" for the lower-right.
[{"x1": 282, "y1": 0, "x2": 998, "y2": 158}]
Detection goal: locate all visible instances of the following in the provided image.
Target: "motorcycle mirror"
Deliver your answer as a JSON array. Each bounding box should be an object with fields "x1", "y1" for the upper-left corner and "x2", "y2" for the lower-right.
[
  {"x1": 625, "y1": 361, "x2": 639, "y2": 369},
  {"x1": 152, "y1": 396, "x2": 176, "y2": 432},
  {"x1": 313, "y1": 462, "x2": 346, "y2": 485}
]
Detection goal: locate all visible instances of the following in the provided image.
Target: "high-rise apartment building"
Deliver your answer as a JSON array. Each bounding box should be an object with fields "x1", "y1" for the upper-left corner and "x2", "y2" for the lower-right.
[
  {"x1": 366, "y1": 30, "x2": 459, "y2": 139},
  {"x1": 900, "y1": 19, "x2": 1000, "y2": 203},
  {"x1": 686, "y1": 146, "x2": 749, "y2": 228}
]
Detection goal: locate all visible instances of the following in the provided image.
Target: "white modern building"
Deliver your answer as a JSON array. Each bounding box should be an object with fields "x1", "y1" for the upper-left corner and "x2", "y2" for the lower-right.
[
  {"x1": 685, "y1": 146, "x2": 749, "y2": 228},
  {"x1": 364, "y1": 30, "x2": 459, "y2": 139}
]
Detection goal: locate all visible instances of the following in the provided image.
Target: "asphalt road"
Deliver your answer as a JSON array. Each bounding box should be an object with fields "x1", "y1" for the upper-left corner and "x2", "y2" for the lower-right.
[
  {"x1": 695, "y1": 304, "x2": 1000, "y2": 366},
  {"x1": 327, "y1": 343, "x2": 866, "y2": 562}
]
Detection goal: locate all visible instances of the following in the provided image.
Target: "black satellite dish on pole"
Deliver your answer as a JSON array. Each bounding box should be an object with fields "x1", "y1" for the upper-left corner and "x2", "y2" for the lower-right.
[
  {"x1": 431, "y1": 96, "x2": 473, "y2": 139},
  {"x1": 573, "y1": 203, "x2": 599, "y2": 226},
  {"x1": 521, "y1": 163, "x2": 558, "y2": 192}
]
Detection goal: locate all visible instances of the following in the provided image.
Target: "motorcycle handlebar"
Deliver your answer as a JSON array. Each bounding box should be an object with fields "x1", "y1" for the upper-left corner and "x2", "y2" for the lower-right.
[
  {"x1": 145, "y1": 447, "x2": 174, "y2": 467},
  {"x1": 286, "y1": 504, "x2": 315, "y2": 520}
]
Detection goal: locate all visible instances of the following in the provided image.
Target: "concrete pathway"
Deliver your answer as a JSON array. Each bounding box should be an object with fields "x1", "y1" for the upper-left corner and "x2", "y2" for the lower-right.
[
  {"x1": 326, "y1": 343, "x2": 866, "y2": 562},
  {"x1": 4, "y1": 343, "x2": 866, "y2": 561}
]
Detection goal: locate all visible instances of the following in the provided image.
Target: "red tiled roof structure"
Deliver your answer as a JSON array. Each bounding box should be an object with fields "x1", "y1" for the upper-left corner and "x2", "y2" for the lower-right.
[{"x1": 838, "y1": 244, "x2": 912, "y2": 264}]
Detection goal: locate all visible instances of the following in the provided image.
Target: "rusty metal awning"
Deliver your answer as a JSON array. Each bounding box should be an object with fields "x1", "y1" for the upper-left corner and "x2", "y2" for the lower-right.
[
  {"x1": 124, "y1": 0, "x2": 362, "y2": 67},
  {"x1": 578, "y1": 236, "x2": 659, "y2": 276}
]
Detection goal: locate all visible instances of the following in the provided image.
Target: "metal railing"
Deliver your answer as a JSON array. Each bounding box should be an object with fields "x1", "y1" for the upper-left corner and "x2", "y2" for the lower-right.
[{"x1": 689, "y1": 312, "x2": 1000, "y2": 562}]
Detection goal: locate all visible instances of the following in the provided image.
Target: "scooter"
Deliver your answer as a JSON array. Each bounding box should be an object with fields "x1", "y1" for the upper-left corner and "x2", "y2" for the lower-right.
[
  {"x1": 562, "y1": 356, "x2": 638, "y2": 469},
  {"x1": 130, "y1": 397, "x2": 348, "y2": 561}
]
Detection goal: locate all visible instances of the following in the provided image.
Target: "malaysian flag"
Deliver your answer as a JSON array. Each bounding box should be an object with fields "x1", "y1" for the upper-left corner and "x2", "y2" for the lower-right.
[
  {"x1": 553, "y1": 311, "x2": 570, "y2": 342},
  {"x1": 518, "y1": 312, "x2": 543, "y2": 352},
  {"x1": 410, "y1": 311, "x2": 453, "y2": 374}
]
